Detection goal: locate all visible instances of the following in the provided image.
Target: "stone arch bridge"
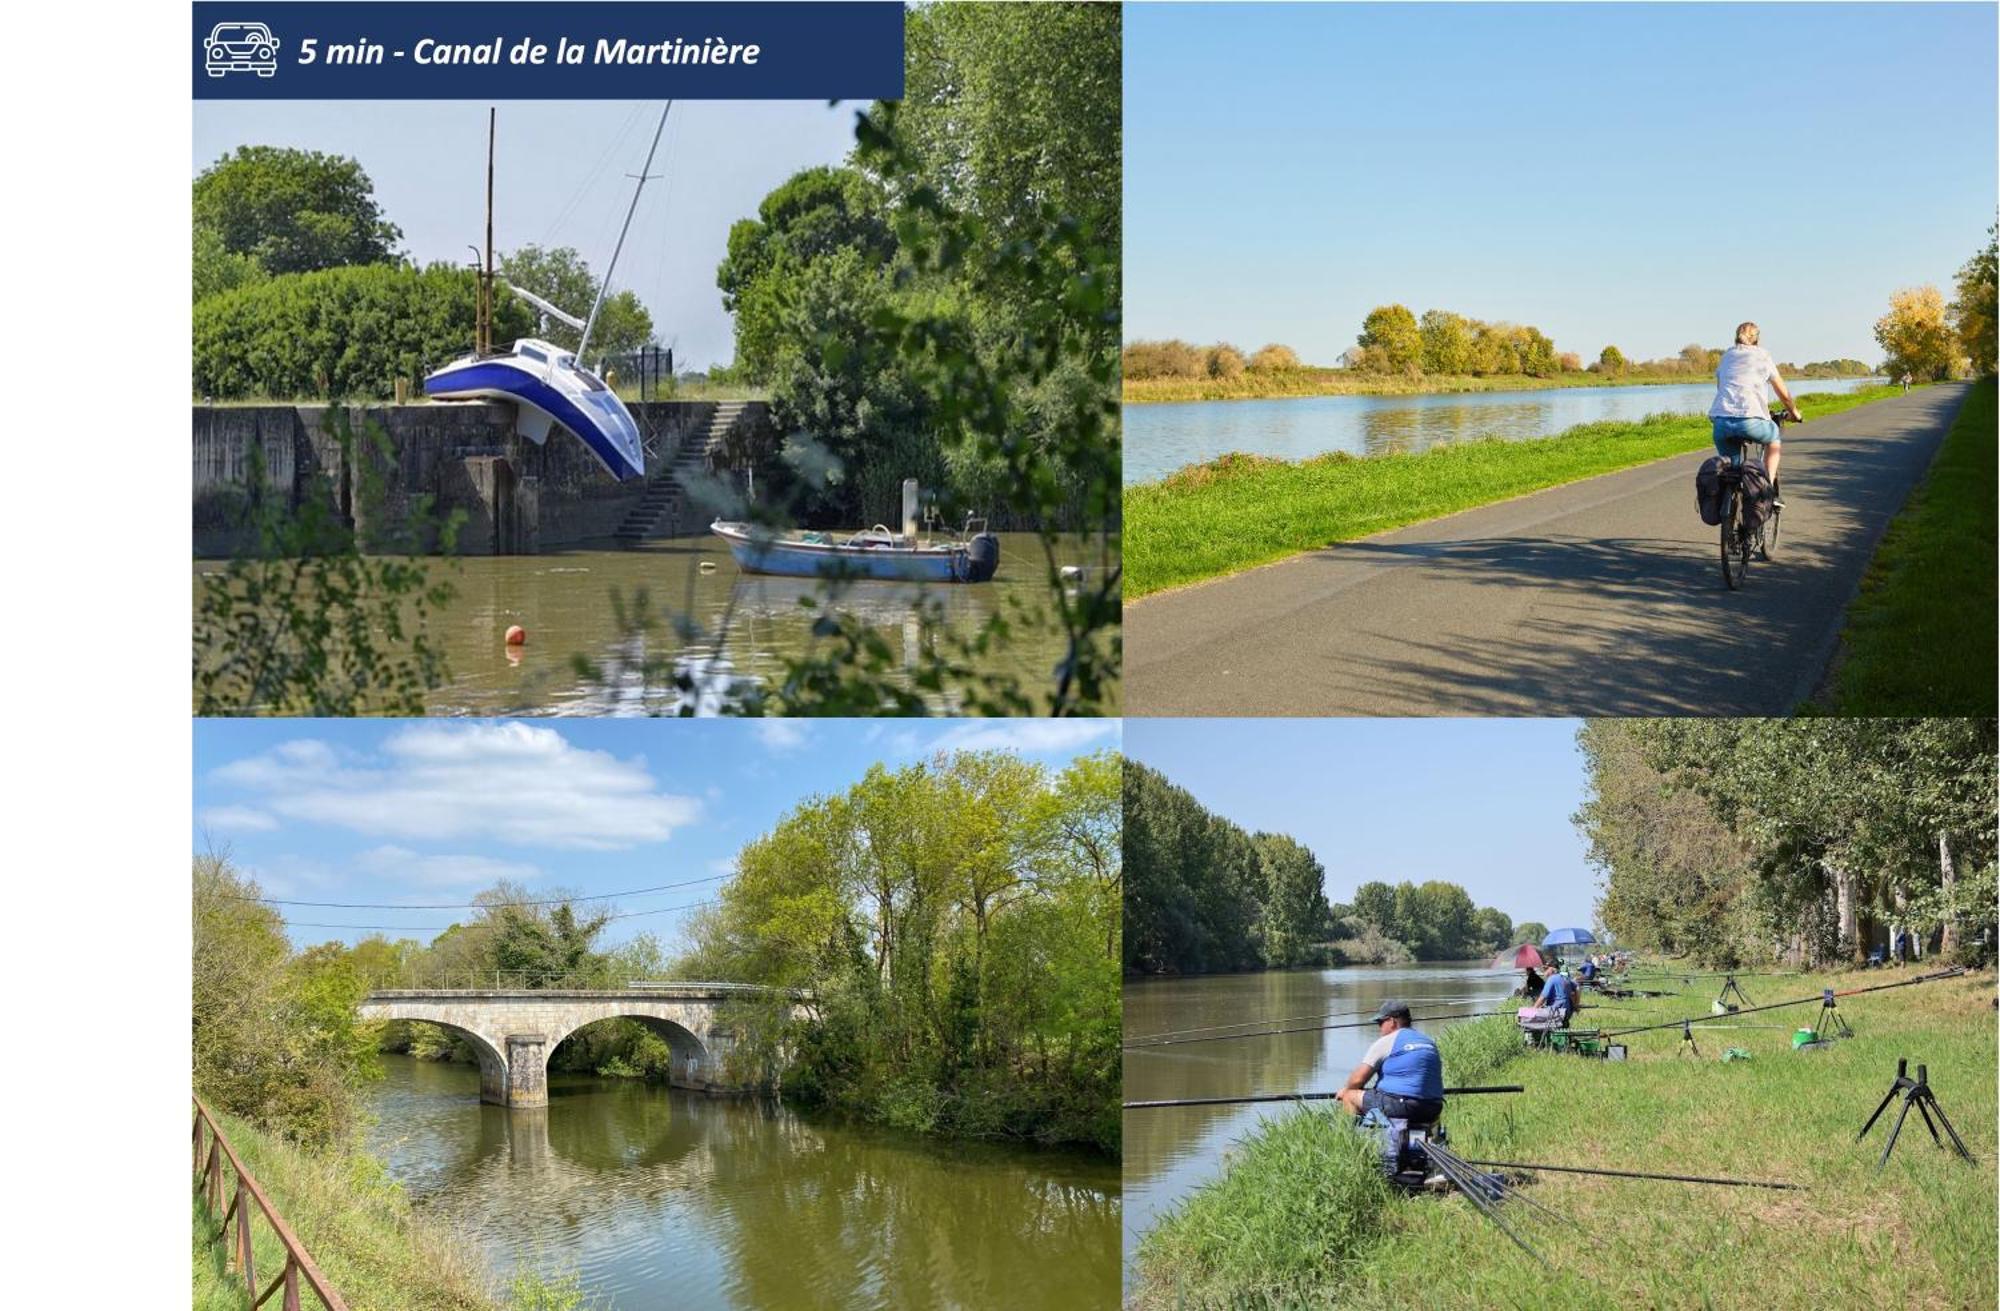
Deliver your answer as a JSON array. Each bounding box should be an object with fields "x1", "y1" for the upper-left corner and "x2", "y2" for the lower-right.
[{"x1": 357, "y1": 984, "x2": 804, "y2": 1108}]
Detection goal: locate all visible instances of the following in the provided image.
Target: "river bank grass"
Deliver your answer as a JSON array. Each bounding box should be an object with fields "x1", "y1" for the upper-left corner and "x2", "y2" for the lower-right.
[
  {"x1": 1123, "y1": 369, "x2": 1727, "y2": 405},
  {"x1": 191, "y1": 1110, "x2": 592, "y2": 1311},
  {"x1": 1131, "y1": 966, "x2": 1997, "y2": 1310},
  {"x1": 1126, "y1": 384, "x2": 1901, "y2": 600},
  {"x1": 1819, "y1": 378, "x2": 1995, "y2": 715}
]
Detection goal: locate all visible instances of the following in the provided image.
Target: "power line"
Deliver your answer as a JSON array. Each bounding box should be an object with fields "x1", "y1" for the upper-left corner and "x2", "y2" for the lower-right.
[
  {"x1": 286, "y1": 898, "x2": 720, "y2": 934},
  {"x1": 229, "y1": 872, "x2": 729, "y2": 911}
]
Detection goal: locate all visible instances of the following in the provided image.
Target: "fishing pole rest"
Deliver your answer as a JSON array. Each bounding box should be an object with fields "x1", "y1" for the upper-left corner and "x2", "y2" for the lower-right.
[
  {"x1": 1856, "y1": 1059, "x2": 1975, "y2": 1170},
  {"x1": 1812, "y1": 989, "x2": 1853, "y2": 1042}
]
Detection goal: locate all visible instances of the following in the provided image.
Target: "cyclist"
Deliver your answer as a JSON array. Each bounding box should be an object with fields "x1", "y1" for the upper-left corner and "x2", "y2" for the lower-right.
[{"x1": 1710, "y1": 322, "x2": 1802, "y2": 504}]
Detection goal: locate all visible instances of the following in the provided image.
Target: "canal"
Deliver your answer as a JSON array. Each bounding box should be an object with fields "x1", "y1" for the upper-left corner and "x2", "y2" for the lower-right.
[
  {"x1": 194, "y1": 531, "x2": 1114, "y2": 714},
  {"x1": 364, "y1": 1054, "x2": 1122, "y2": 1310},
  {"x1": 1123, "y1": 377, "x2": 1883, "y2": 484},
  {"x1": 1120, "y1": 963, "x2": 1519, "y2": 1279}
]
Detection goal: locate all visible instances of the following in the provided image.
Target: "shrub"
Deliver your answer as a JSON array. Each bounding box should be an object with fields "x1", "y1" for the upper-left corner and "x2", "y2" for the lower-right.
[
  {"x1": 1122, "y1": 338, "x2": 1206, "y2": 380},
  {"x1": 1249, "y1": 343, "x2": 1301, "y2": 372},
  {"x1": 193, "y1": 262, "x2": 534, "y2": 399},
  {"x1": 1205, "y1": 343, "x2": 1246, "y2": 380}
]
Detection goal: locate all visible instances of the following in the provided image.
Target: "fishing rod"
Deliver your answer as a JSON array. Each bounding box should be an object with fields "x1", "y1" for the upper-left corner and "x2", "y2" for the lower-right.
[
  {"x1": 1124, "y1": 1006, "x2": 1516, "y2": 1050},
  {"x1": 1125, "y1": 995, "x2": 1505, "y2": 1046},
  {"x1": 1457, "y1": 1158, "x2": 1802, "y2": 1191},
  {"x1": 1603, "y1": 967, "x2": 1967, "y2": 1039},
  {"x1": 1123, "y1": 1085, "x2": 1523, "y2": 1110}
]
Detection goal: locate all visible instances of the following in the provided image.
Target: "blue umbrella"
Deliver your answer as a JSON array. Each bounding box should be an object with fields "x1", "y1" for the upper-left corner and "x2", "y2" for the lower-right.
[{"x1": 1542, "y1": 927, "x2": 1597, "y2": 948}]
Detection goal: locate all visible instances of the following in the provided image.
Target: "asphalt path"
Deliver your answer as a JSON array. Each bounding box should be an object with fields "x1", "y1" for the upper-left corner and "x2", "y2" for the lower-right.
[{"x1": 1126, "y1": 385, "x2": 1970, "y2": 716}]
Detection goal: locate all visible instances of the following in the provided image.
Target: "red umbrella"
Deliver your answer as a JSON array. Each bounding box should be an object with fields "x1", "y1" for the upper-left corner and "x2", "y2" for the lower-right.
[{"x1": 1495, "y1": 944, "x2": 1547, "y2": 970}]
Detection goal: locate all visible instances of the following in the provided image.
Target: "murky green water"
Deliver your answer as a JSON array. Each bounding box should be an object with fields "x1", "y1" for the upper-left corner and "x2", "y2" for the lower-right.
[
  {"x1": 194, "y1": 532, "x2": 1115, "y2": 714},
  {"x1": 1121, "y1": 964, "x2": 1518, "y2": 1277},
  {"x1": 364, "y1": 1054, "x2": 1121, "y2": 1310}
]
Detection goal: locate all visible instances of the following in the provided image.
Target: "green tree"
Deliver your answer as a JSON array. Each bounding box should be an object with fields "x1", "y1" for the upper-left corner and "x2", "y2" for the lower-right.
[
  {"x1": 1358, "y1": 304, "x2": 1422, "y2": 373},
  {"x1": 716, "y1": 166, "x2": 894, "y2": 383},
  {"x1": 1419, "y1": 310, "x2": 1472, "y2": 376},
  {"x1": 1514, "y1": 921, "x2": 1549, "y2": 948},
  {"x1": 498, "y1": 244, "x2": 655, "y2": 361},
  {"x1": 194, "y1": 223, "x2": 266, "y2": 303},
  {"x1": 193, "y1": 145, "x2": 403, "y2": 274},
  {"x1": 193, "y1": 855, "x2": 379, "y2": 1147},
  {"x1": 1253, "y1": 833, "x2": 1332, "y2": 968},
  {"x1": 1950, "y1": 224, "x2": 1997, "y2": 378}
]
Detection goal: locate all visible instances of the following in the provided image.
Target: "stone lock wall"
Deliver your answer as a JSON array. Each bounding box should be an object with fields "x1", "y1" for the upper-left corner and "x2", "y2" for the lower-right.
[{"x1": 193, "y1": 401, "x2": 775, "y2": 558}]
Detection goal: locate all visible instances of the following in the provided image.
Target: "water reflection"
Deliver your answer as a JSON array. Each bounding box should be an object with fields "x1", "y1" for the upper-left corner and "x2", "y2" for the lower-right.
[
  {"x1": 365, "y1": 1056, "x2": 1120, "y2": 1311},
  {"x1": 1124, "y1": 377, "x2": 1881, "y2": 484},
  {"x1": 193, "y1": 532, "x2": 1113, "y2": 715},
  {"x1": 1120, "y1": 964, "x2": 1517, "y2": 1275}
]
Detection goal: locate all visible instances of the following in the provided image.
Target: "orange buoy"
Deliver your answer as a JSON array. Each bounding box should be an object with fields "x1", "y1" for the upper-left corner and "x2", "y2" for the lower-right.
[{"x1": 505, "y1": 625, "x2": 527, "y2": 646}]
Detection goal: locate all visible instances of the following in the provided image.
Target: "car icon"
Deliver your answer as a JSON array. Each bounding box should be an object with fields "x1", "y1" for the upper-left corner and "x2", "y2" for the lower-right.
[{"x1": 204, "y1": 22, "x2": 280, "y2": 78}]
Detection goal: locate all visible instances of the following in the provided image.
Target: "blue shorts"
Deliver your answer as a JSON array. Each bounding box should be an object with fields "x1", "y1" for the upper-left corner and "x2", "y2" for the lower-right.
[
  {"x1": 1712, "y1": 415, "x2": 1780, "y2": 460},
  {"x1": 1361, "y1": 1088, "x2": 1444, "y2": 1123}
]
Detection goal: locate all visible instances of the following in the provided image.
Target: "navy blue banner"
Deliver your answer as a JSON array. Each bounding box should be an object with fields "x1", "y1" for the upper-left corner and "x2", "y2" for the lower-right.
[{"x1": 194, "y1": 2, "x2": 903, "y2": 100}]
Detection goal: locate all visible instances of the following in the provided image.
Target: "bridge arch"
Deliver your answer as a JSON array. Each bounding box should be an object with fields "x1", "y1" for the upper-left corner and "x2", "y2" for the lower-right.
[{"x1": 546, "y1": 1013, "x2": 712, "y2": 1089}]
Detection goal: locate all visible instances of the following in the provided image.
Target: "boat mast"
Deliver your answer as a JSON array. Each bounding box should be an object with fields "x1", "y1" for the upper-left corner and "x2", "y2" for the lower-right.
[
  {"x1": 479, "y1": 107, "x2": 495, "y2": 357},
  {"x1": 578, "y1": 101, "x2": 672, "y2": 368}
]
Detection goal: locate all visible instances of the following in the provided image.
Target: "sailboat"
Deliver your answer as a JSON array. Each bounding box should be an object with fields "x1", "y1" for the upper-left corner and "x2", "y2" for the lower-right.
[{"x1": 423, "y1": 106, "x2": 671, "y2": 483}]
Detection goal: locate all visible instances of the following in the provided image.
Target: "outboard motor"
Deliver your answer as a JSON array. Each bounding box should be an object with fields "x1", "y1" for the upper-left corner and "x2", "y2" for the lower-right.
[{"x1": 960, "y1": 518, "x2": 1001, "y2": 583}]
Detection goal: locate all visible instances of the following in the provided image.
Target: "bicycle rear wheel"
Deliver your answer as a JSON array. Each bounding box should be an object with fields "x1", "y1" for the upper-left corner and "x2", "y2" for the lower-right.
[{"x1": 1720, "y1": 490, "x2": 1749, "y2": 590}]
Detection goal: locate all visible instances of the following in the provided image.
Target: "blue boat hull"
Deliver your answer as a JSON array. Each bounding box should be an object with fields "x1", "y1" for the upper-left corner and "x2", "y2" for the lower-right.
[
  {"x1": 424, "y1": 360, "x2": 645, "y2": 481},
  {"x1": 716, "y1": 526, "x2": 1000, "y2": 584}
]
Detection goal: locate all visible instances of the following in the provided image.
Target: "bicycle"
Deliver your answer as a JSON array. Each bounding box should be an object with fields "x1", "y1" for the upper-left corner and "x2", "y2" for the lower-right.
[{"x1": 1717, "y1": 408, "x2": 1798, "y2": 590}]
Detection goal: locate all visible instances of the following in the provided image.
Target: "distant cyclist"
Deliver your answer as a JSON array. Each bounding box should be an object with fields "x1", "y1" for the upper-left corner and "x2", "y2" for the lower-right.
[{"x1": 1710, "y1": 322, "x2": 1803, "y2": 502}]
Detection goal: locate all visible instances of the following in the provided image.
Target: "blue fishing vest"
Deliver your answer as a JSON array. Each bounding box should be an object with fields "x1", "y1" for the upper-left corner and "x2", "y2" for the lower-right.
[{"x1": 1377, "y1": 1027, "x2": 1444, "y2": 1101}]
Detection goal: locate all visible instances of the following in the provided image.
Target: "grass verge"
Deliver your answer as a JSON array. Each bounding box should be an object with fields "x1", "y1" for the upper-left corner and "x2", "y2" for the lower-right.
[
  {"x1": 191, "y1": 1110, "x2": 595, "y2": 1311},
  {"x1": 1131, "y1": 967, "x2": 1997, "y2": 1311},
  {"x1": 1818, "y1": 378, "x2": 1995, "y2": 715},
  {"x1": 1126, "y1": 384, "x2": 1901, "y2": 599}
]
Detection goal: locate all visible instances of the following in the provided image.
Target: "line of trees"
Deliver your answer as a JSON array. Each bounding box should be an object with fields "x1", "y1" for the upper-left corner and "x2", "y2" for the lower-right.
[
  {"x1": 678, "y1": 751, "x2": 1121, "y2": 1150},
  {"x1": 1124, "y1": 760, "x2": 1530, "y2": 975},
  {"x1": 1121, "y1": 340, "x2": 1302, "y2": 381},
  {"x1": 712, "y1": 2, "x2": 1120, "y2": 527},
  {"x1": 193, "y1": 142, "x2": 656, "y2": 398},
  {"x1": 1576, "y1": 720, "x2": 1996, "y2": 969},
  {"x1": 1351, "y1": 305, "x2": 1564, "y2": 379}
]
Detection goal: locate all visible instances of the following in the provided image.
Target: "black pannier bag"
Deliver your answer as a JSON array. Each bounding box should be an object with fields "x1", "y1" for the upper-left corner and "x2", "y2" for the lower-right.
[
  {"x1": 1695, "y1": 456, "x2": 1728, "y2": 525},
  {"x1": 1737, "y1": 463, "x2": 1774, "y2": 530}
]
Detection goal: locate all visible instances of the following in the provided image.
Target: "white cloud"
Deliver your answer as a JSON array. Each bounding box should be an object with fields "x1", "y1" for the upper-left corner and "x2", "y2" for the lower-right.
[
  {"x1": 211, "y1": 723, "x2": 702, "y2": 850},
  {"x1": 199, "y1": 805, "x2": 278, "y2": 832},
  {"x1": 918, "y1": 720, "x2": 1121, "y2": 755},
  {"x1": 354, "y1": 845, "x2": 543, "y2": 887},
  {"x1": 753, "y1": 720, "x2": 811, "y2": 753}
]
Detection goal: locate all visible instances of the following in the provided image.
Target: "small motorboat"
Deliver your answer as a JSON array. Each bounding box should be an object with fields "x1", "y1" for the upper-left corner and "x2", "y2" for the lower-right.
[
  {"x1": 711, "y1": 517, "x2": 1000, "y2": 584},
  {"x1": 424, "y1": 339, "x2": 645, "y2": 481}
]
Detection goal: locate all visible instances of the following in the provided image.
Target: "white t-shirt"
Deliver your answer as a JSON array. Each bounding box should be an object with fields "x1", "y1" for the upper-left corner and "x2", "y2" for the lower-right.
[{"x1": 1710, "y1": 344, "x2": 1780, "y2": 419}]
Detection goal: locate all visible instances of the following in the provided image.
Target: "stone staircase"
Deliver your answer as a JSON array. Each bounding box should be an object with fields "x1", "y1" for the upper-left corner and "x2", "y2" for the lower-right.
[{"x1": 613, "y1": 401, "x2": 748, "y2": 546}]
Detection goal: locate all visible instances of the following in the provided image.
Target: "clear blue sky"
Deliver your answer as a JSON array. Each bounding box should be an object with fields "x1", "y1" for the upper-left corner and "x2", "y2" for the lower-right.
[
  {"x1": 194, "y1": 718, "x2": 1120, "y2": 952},
  {"x1": 1125, "y1": 719, "x2": 1599, "y2": 931},
  {"x1": 1125, "y1": 2, "x2": 1998, "y2": 366},
  {"x1": 194, "y1": 99, "x2": 860, "y2": 370}
]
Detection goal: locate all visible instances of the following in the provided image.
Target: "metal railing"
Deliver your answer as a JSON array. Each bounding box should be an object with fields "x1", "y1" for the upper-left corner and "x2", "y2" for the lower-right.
[{"x1": 193, "y1": 1096, "x2": 348, "y2": 1311}]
